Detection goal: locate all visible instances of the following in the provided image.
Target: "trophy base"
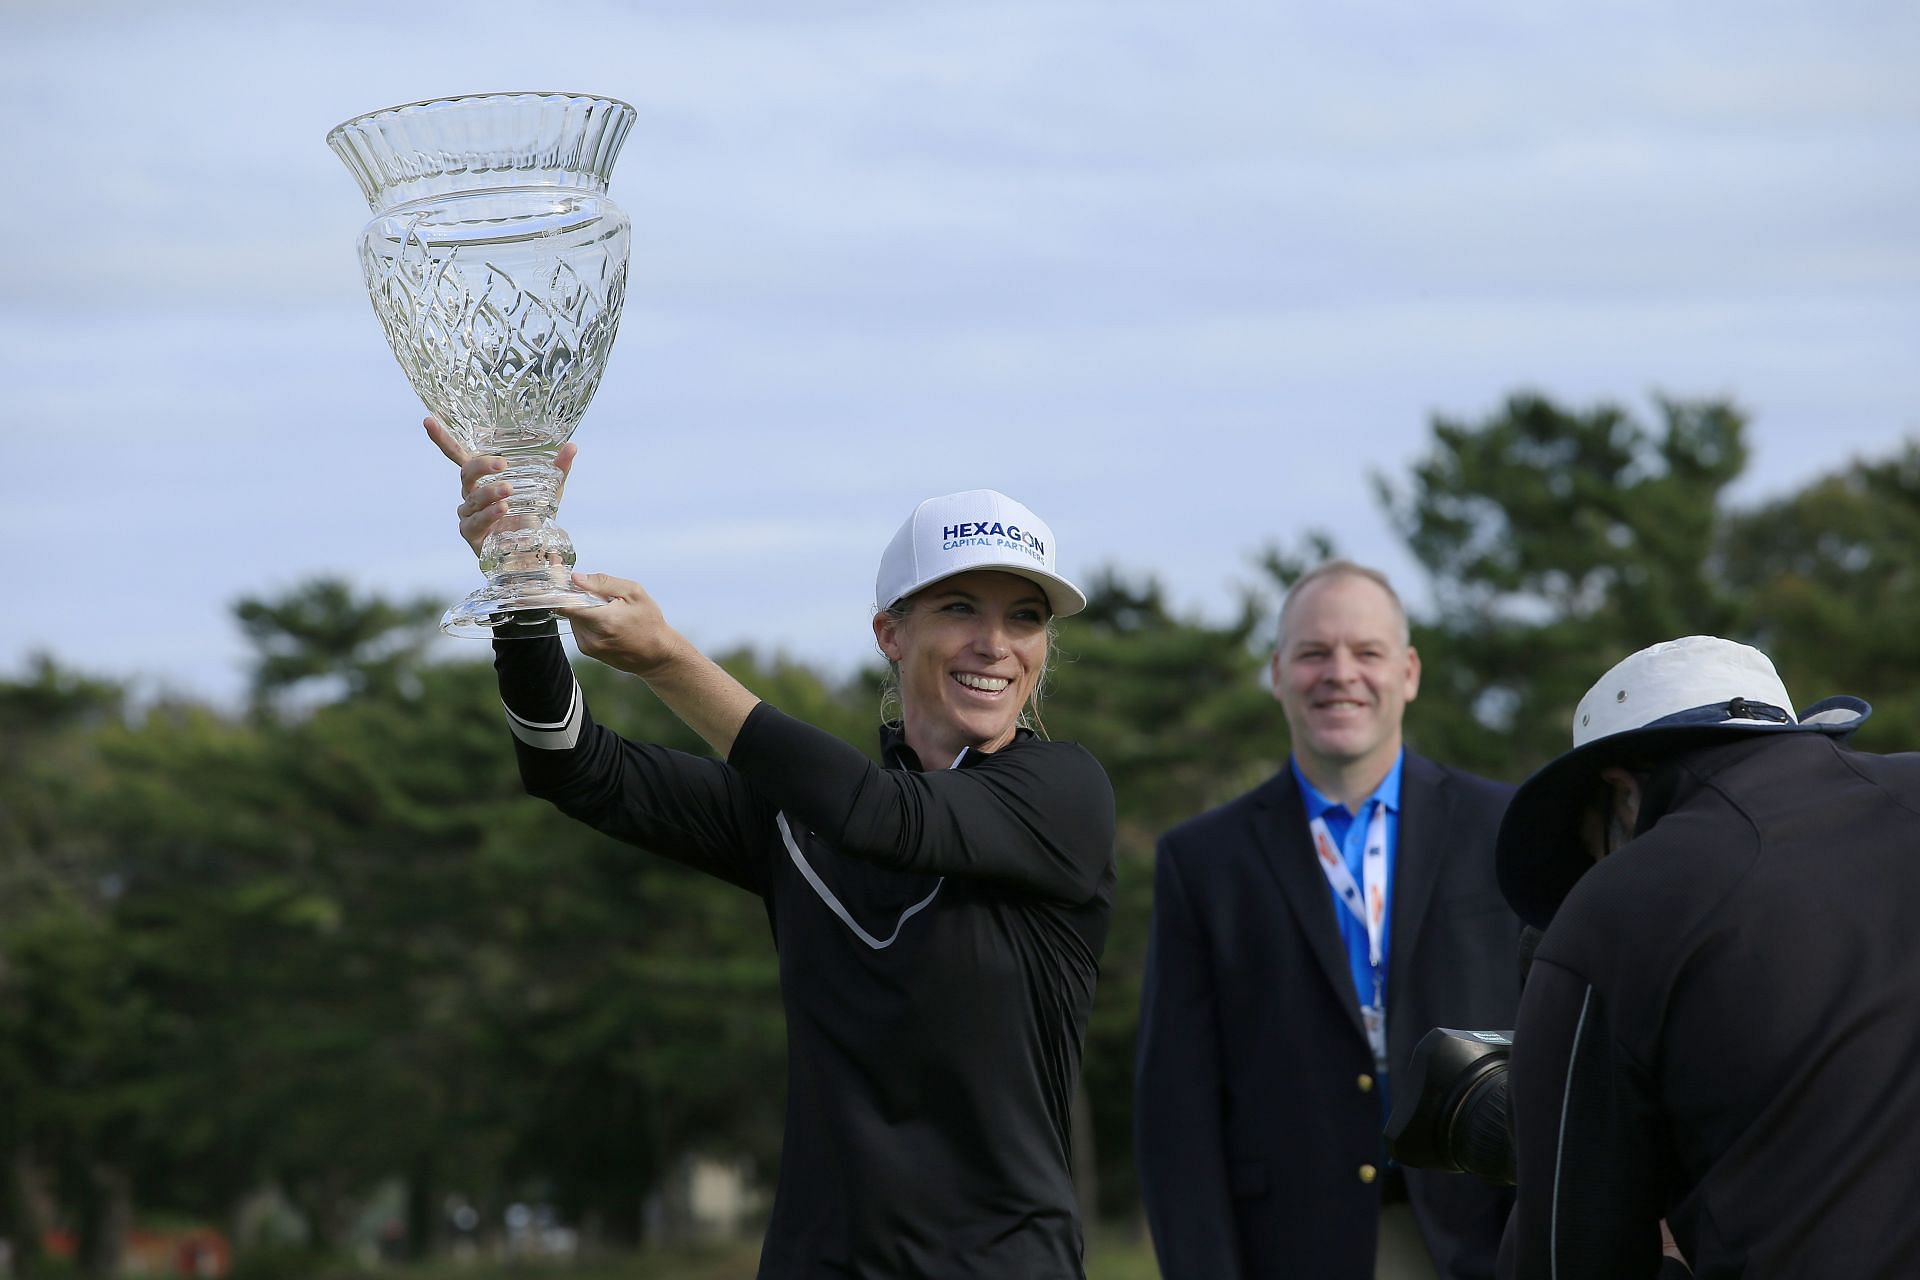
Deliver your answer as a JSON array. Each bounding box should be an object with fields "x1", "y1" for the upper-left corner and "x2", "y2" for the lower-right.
[{"x1": 443, "y1": 580, "x2": 609, "y2": 639}]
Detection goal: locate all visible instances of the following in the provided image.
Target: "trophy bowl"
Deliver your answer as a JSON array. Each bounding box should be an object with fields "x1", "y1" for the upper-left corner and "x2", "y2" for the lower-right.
[{"x1": 328, "y1": 91, "x2": 636, "y2": 637}]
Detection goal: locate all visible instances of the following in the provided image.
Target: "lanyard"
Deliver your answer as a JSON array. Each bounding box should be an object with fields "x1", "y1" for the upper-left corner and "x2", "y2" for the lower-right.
[
  {"x1": 1310, "y1": 801, "x2": 1389, "y2": 974},
  {"x1": 1312, "y1": 801, "x2": 1391, "y2": 1076}
]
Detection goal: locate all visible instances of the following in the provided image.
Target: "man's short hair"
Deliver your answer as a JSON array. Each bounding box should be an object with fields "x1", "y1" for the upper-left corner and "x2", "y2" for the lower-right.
[{"x1": 1275, "y1": 560, "x2": 1411, "y2": 653}]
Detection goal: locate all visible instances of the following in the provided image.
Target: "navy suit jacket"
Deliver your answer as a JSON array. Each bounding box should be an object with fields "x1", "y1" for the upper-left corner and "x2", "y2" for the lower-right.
[{"x1": 1136, "y1": 751, "x2": 1520, "y2": 1279}]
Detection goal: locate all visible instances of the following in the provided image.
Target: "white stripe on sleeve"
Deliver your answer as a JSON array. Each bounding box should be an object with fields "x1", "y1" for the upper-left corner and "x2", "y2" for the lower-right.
[
  {"x1": 1550, "y1": 983, "x2": 1596, "y2": 1279},
  {"x1": 502, "y1": 680, "x2": 584, "y2": 750}
]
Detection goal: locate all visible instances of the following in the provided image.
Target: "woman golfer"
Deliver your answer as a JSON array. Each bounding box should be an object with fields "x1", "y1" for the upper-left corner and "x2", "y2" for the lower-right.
[{"x1": 430, "y1": 420, "x2": 1115, "y2": 1279}]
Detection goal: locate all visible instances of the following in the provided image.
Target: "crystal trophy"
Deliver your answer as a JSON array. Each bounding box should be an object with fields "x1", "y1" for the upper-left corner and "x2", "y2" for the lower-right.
[{"x1": 328, "y1": 92, "x2": 635, "y2": 636}]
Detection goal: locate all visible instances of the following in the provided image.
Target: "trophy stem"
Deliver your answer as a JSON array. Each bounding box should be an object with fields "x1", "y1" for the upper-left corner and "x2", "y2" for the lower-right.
[
  {"x1": 493, "y1": 450, "x2": 565, "y2": 525},
  {"x1": 444, "y1": 449, "x2": 607, "y2": 639}
]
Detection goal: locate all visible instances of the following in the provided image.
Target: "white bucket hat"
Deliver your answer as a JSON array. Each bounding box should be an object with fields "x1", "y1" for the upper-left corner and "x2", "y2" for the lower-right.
[
  {"x1": 1496, "y1": 635, "x2": 1870, "y2": 928},
  {"x1": 875, "y1": 488, "x2": 1086, "y2": 618}
]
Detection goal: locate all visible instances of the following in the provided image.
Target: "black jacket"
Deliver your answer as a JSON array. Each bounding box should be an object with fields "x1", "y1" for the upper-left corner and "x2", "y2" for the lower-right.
[
  {"x1": 1499, "y1": 734, "x2": 1920, "y2": 1278},
  {"x1": 1136, "y1": 752, "x2": 1520, "y2": 1279},
  {"x1": 494, "y1": 635, "x2": 1116, "y2": 1278}
]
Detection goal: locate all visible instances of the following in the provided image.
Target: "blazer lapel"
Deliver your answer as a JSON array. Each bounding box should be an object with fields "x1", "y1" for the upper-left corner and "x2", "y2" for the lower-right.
[
  {"x1": 1386, "y1": 751, "x2": 1451, "y2": 1031},
  {"x1": 1250, "y1": 769, "x2": 1368, "y2": 1040}
]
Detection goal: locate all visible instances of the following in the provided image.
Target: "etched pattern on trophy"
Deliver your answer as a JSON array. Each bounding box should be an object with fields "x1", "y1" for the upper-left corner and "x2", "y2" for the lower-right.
[
  {"x1": 363, "y1": 222, "x2": 627, "y2": 454},
  {"x1": 329, "y1": 92, "x2": 636, "y2": 636}
]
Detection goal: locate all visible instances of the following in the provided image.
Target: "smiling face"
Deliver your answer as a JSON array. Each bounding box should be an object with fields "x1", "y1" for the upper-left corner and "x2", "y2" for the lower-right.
[
  {"x1": 873, "y1": 570, "x2": 1051, "y2": 766},
  {"x1": 1272, "y1": 572, "x2": 1421, "y2": 800}
]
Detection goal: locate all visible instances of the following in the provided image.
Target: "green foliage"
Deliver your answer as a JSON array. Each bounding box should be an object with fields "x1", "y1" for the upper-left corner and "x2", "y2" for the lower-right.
[
  {"x1": 5, "y1": 394, "x2": 1917, "y2": 1263},
  {"x1": 1719, "y1": 442, "x2": 1920, "y2": 752},
  {"x1": 235, "y1": 578, "x2": 444, "y2": 709},
  {"x1": 1379, "y1": 392, "x2": 1749, "y2": 779}
]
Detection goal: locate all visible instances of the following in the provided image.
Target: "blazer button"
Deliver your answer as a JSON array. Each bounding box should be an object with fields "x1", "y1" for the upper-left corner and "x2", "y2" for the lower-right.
[
  {"x1": 1358, "y1": 1163, "x2": 1378, "y2": 1184},
  {"x1": 1357, "y1": 1073, "x2": 1375, "y2": 1093}
]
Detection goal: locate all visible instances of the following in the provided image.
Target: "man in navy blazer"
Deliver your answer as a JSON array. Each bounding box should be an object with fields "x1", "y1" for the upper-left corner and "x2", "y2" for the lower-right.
[{"x1": 1136, "y1": 562, "x2": 1521, "y2": 1278}]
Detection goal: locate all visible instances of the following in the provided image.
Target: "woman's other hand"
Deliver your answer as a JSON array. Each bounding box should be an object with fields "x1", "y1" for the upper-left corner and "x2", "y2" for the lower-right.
[{"x1": 423, "y1": 414, "x2": 575, "y2": 558}]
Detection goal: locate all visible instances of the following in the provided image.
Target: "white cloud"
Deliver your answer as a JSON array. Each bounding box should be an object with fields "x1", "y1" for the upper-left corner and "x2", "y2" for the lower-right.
[{"x1": 4, "y1": 0, "x2": 1916, "y2": 704}]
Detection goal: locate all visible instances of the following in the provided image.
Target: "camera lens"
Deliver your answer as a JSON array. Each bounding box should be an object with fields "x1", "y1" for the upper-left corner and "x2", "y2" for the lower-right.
[{"x1": 1386, "y1": 1028, "x2": 1516, "y2": 1187}]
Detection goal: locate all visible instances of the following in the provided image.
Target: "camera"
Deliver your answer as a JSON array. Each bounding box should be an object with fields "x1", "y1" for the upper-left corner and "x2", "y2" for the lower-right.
[
  {"x1": 1384, "y1": 923, "x2": 1545, "y2": 1186},
  {"x1": 1384, "y1": 1027, "x2": 1515, "y2": 1186}
]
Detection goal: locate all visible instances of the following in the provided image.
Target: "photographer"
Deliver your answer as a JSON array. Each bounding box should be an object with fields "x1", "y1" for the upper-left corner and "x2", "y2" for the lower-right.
[{"x1": 1491, "y1": 636, "x2": 1920, "y2": 1278}]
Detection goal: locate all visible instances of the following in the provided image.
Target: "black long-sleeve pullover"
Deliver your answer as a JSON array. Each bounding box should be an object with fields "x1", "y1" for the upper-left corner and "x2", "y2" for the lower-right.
[{"x1": 494, "y1": 632, "x2": 1116, "y2": 1278}]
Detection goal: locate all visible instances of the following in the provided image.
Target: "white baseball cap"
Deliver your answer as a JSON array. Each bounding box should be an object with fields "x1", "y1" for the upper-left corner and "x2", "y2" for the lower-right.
[{"x1": 875, "y1": 488, "x2": 1087, "y2": 618}]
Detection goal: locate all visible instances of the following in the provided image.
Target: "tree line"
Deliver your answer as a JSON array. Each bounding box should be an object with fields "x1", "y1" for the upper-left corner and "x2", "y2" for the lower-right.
[{"x1": 4, "y1": 392, "x2": 1915, "y2": 1274}]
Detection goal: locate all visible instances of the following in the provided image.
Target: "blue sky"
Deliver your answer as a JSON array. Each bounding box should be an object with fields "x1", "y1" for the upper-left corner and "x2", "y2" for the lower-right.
[{"x1": 7, "y1": 0, "x2": 1917, "y2": 706}]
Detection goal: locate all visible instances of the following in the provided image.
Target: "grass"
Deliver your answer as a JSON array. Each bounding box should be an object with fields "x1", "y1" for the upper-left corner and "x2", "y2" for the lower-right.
[
  {"x1": 1085, "y1": 1224, "x2": 1163, "y2": 1280},
  {"x1": 279, "y1": 1226, "x2": 1160, "y2": 1280}
]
